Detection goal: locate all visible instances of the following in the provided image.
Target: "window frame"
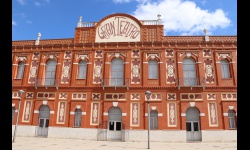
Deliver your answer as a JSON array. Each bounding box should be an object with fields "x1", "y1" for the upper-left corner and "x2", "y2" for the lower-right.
[
  {"x1": 220, "y1": 59, "x2": 231, "y2": 79},
  {"x1": 148, "y1": 60, "x2": 158, "y2": 79},
  {"x1": 16, "y1": 61, "x2": 25, "y2": 79},
  {"x1": 182, "y1": 58, "x2": 197, "y2": 86},
  {"x1": 110, "y1": 58, "x2": 124, "y2": 86},
  {"x1": 44, "y1": 60, "x2": 57, "y2": 85},
  {"x1": 77, "y1": 61, "x2": 88, "y2": 79}
]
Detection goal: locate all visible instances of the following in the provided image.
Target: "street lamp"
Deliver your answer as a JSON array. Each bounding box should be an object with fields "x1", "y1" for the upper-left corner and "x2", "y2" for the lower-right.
[
  {"x1": 12, "y1": 90, "x2": 24, "y2": 143},
  {"x1": 145, "y1": 91, "x2": 151, "y2": 149}
]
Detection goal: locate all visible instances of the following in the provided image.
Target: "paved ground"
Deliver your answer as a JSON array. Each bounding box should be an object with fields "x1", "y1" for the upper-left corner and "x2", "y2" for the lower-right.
[{"x1": 12, "y1": 137, "x2": 237, "y2": 150}]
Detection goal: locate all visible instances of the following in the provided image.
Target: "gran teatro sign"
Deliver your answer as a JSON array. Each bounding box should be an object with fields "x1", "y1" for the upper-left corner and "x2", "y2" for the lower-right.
[{"x1": 95, "y1": 16, "x2": 141, "y2": 42}]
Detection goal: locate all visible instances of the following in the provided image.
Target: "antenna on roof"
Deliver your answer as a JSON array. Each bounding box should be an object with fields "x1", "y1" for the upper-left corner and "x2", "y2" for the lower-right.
[
  {"x1": 203, "y1": 28, "x2": 209, "y2": 42},
  {"x1": 77, "y1": 16, "x2": 83, "y2": 27},
  {"x1": 35, "y1": 32, "x2": 41, "y2": 45}
]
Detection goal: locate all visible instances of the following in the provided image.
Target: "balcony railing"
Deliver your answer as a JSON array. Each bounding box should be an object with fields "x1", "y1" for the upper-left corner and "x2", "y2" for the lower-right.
[
  {"x1": 176, "y1": 78, "x2": 206, "y2": 89},
  {"x1": 35, "y1": 78, "x2": 59, "y2": 89},
  {"x1": 101, "y1": 78, "x2": 130, "y2": 90}
]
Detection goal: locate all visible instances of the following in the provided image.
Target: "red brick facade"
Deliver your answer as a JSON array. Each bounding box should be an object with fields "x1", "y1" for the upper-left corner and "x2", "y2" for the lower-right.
[{"x1": 12, "y1": 13, "x2": 237, "y2": 141}]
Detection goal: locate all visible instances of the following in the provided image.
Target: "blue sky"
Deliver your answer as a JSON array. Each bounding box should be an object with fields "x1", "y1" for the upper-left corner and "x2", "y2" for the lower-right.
[{"x1": 12, "y1": 0, "x2": 237, "y2": 41}]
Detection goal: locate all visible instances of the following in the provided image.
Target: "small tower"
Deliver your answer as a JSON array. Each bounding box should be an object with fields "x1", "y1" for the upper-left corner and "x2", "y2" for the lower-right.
[{"x1": 35, "y1": 32, "x2": 41, "y2": 45}]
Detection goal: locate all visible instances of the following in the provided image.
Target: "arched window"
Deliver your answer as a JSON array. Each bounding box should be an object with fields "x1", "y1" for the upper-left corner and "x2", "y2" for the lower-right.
[
  {"x1": 148, "y1": 60, "x2": 158, "y2": 79},
  {"x1": 16, "y1": 62, "x2": 25, "y2": 79},
  {"x1": 110, "y1": 58, "x2": 124, "y2": 86},
  {"x1": 44, "y1": 60, "x2": 56, "y2": 85},
  {"x1": 228, "y1": 110, "x2": 236, "y2": 129},
  {"x1": 220, "y1": 59, "x2": 230, "y2": 78},
  {"x1": 78, "y1": 61, "x2": 87, "y2": 79},
  {"x1": 74, "y1": 109, "x2": 82, "y2": 127},
  {"x1": 12, "y1": 107, "x2": 15, "y2": 123},
  {"x1": 183, "y1": 58, "x2": 197, "y2": 86}
]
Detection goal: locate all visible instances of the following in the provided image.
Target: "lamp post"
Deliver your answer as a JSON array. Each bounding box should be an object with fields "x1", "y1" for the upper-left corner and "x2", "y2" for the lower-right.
[
  {"x1": 145, "y1": 91, "x2": 151, "y2": 149},
  {"x1": 13, "y1": 90, "x2": 24, "y2": 143}
]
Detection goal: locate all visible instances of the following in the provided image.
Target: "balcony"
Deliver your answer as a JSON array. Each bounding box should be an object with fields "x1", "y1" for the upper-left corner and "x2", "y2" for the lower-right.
[
  {"x1": 101, "y1": 78, "x2": 130, "y2": 90},
  {"x1": 35, "y1": 78, "x2": 60, "y2": 89},
  {"x1": 176, "y1": 78, "x2": 206, "y2": 90}
]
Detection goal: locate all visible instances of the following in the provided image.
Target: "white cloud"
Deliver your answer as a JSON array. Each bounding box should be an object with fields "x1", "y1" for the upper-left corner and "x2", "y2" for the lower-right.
[
  {"x1": 12, "y1": 20, "x2": 17, "y2": 26},
  {"x1": 132, "y1": 0, "x2": 231, "y2": 35},
  {"x1": 17, "y1": 0, "x2": 26, "y2": 5},
  {"x1": 113, "y1": 0, "x2": 132, "y2": 3}
]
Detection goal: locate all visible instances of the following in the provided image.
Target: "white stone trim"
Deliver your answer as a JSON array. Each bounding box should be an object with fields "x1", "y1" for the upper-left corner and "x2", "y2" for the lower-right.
[{"x1": 200, "y1": 113, "x2": 205, "y2": 116}]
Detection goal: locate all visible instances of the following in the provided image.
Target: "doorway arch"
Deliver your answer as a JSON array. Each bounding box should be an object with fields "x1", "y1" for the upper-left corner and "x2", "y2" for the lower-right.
[
  {"x1": 186, "y1": 107, "x2": 202, "y2": 141},
  {"x1": 107, "y1": 106, "x2": 122, "y2": 141},
  {"x1": 37, "y1": 105, "x2": 50, "y2": 137}
]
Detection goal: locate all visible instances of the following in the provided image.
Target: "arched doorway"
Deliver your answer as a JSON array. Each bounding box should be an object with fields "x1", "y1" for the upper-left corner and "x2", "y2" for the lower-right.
[
  {"x1": 37, "y1": 105, "x2": 50, "y2": 137},
  {"x1": 107, "y1": 107, "x2": 122, "y2": 141},
  {"x1": 186, "y1": 107, "x2": 201, "y2": 141}
]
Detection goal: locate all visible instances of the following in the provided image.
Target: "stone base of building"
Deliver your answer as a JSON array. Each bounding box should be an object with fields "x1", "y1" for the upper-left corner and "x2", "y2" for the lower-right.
[{"x1": 12, "y1": 125, "x2": 237, "y2": 142}]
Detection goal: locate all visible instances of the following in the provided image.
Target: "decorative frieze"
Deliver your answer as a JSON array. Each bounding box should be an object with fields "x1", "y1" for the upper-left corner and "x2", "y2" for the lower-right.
[
  {"x1": 105, "y1": 93, "x2": 126, "y2": 100},
  {"x1": 208, "y1": 102, "x2": 218, "y2": 127},
  {"x1": 72, "y1": 93, "x2": 87, "y2": 100},
  {"x1": 131, "y1": 59, "x2": 140, "y2": 84},
  {"x1": 207, "y1": 93, "x2": 216, "y2": 100},
  {"x1": 180, "y1": 93, "x2": 203, "y2": 100},
  {"x1": 92, "y1": 93, "x2": 101, "y2": 100},
  {"x1": 221, "y1": 93, "x2": 237, "y2": 100},
  {"x1": 90, "y1": 102, "x2": 100, "y2": 125},
  {"x1": 167, "y1": 93, "x2": 176, "y2": 100},
  {"x1": 22, "y1": 100, "x2": 32, "y2": 122},
  {"x1": 25, "y1": 92, "x2": 34, "y2": 98},
  {"x1": 56, "y1": 101, "x2": 66, "y2": 124},
  {"x1": 37, "y1": 92, "x2": 56, "y2": 99},
  {"x1": 131, "y1": 93, "x2": 140, "y2": 100},
  {"x1": 59, "y1": 93, "x2": 67, "y2": 99},
  {"x1": 130, "y1": 102, "x2": 140, "y2": 126},
  {"x1": 167, "y1": 102, "x2": 177, "y2": 127}
]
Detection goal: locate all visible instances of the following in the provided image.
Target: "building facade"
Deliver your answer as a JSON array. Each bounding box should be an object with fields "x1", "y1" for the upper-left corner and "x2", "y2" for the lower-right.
[{"x1": 12, "y1": 13, "x2": 237, "y2": 142}]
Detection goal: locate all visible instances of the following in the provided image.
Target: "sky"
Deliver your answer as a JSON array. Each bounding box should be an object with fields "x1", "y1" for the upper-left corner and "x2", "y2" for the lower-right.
[{"x1": 12, "y1": 0, "x2": 237, "y2": 41}]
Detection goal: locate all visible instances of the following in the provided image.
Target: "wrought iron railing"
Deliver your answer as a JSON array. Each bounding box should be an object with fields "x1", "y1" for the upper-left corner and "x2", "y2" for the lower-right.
[
  {"x1": 176, "y1": 78, "x2": 206, "y2": 89},
  {"x1": 101, "y1": 78, "x2": 130, "y2": 89},
  {"x1": 34, "y1": 78, "x2": 60, "y2": 89}
]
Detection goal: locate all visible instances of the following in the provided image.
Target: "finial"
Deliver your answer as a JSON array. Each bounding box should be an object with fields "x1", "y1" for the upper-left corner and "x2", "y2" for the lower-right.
[
  {"x1": 35, "y1": 32, "x2": 41, "y2": 45},
  {"x1": 157, "y1": 13, "x2": 161, "y2": 20},
  {"x1": 203, "y1": 28, "x2": 207, "y2": 35},
  {"x1": 37, "y1": 32, "x2": 41, "y2": 40},
  {"x1": 79, "y1": 16, "x2": 82, "y2": 22},
  {"x1": 157, "y1": 13, "x2": 162, "y2": 25},
  {"x1": 77, "y1": 16, "x2": 83, "y2": 27}
]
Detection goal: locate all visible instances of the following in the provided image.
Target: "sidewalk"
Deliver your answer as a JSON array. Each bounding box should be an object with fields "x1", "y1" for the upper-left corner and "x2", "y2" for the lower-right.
[{"x1": 12, "y1": 136, "x2": 237, "y2": 150}]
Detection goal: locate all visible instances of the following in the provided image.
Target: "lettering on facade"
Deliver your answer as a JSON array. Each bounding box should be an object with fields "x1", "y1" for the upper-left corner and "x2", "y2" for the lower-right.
[{"x1": 96, "y1": 16, "x2": 140, "y2": 42}]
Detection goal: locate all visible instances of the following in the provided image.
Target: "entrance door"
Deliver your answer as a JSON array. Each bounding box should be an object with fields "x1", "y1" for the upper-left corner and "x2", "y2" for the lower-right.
[
  {"x1": 150, "y1": 110, "x2": 158, "y2": 129},
  {"x1": 186, "y1": 107, "x2": 201, "y2": 141},
  {"x1": 107, "y1": 107, "x2": 122, "y2": 141},
  {"x1": 37, "y1": 105, "x2": 50, "y2": 137}
]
